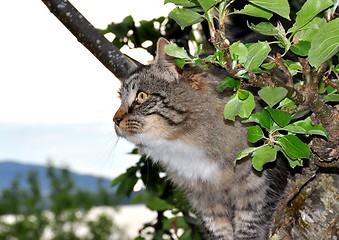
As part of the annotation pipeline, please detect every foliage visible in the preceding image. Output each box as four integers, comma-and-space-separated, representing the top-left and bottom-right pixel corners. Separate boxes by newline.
112, 154, 203, 239
0, 163, 126, 240
163, 0, 337, 170
103, 0, 338, 238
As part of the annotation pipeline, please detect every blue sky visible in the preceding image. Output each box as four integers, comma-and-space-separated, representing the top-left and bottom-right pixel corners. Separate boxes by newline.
0, 0, 173, 178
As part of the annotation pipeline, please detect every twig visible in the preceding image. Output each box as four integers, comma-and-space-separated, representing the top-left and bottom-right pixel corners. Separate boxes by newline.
275, 53, 293, 87
323, 71, 339, 91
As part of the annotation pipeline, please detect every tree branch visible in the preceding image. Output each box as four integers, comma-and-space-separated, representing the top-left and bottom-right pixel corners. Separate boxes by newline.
41, 0, 137, 81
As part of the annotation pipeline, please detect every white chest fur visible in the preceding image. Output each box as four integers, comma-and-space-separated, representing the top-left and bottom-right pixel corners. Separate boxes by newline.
129, 133, 222, 182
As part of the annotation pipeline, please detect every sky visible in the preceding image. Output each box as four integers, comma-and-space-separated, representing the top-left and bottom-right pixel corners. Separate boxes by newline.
0, 0, 174, 178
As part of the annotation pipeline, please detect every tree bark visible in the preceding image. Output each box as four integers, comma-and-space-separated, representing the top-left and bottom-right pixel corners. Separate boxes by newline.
41, 0, 136, 81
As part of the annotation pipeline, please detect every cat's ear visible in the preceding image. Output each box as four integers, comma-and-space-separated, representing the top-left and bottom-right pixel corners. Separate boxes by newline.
124, 54, 144, 69
155, 38, 181, 82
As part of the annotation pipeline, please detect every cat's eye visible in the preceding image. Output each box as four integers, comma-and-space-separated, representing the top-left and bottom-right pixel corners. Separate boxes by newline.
136, 91, 148, 104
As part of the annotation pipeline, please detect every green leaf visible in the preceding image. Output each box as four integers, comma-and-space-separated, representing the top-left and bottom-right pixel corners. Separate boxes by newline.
285, 155, 304, 168
247, 125, 264, 143
244, 41, 271, 70
169, 8, 204, 29
205, 50, 225, 65
248, 0, 290, 20
111, 173, 127, 187
283, 117, 328, 137
261, 61, 276, 70
165, 43, 190, 59
278, 135, 310, 160
278, 98, 297, 110
174, 58, 186, 68
252, 145, 279, 171
282, 125, 307, 134
132, 190, 174, 211
284, 60, 302, 76
237, 89, 250, 100
266, 108, 291, 127
248, 22, 278, 36
146, 198, 174, 211
235, 147, 259, 160
242, 109, 273, 129
218, 76, 240, 92
229, 42, 248, 64
224, 91, 255, 120
197, 0, 215, 12
309, 18, 339, 69
288, 0, 333, 33
233, 3, 273, 20
239, 91, 256, 119
258, 86, 288, 107
224, 94, 240, 121
290, 41, 311, 56
248, 22, 291, 53
291, 109, 311, 120
324, 93, 339, 103
294, 17, 327, 42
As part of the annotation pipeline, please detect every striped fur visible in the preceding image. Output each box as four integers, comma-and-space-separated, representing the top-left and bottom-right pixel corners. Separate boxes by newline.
114, 38, 288, 239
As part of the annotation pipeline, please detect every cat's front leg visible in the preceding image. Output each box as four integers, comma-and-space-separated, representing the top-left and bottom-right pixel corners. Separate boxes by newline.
233, 194, 270, 240
195, 199, 235, 240
201, 213, 234, 240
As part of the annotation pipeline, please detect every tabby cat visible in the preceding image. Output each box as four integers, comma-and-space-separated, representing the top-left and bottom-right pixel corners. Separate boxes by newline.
113, 38, 288, 240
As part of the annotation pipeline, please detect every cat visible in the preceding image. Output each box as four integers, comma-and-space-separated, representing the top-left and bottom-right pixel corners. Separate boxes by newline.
113, 38, 288, 240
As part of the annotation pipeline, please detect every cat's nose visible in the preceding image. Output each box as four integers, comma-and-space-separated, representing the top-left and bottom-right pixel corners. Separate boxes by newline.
113, 115, 122, 126
113, 108, 126, 126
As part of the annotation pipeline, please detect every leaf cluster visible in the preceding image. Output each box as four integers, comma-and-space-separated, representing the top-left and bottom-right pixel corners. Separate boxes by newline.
164, 0, 338, 170
112, 153, 203, 239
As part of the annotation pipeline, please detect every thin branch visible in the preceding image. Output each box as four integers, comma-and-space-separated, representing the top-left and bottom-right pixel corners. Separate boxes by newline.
41, 0, 137, 81
299, 58, 333, 127
275, 53, 293, 87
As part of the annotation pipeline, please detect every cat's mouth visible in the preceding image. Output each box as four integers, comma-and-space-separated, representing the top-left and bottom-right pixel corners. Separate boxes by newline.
114, 124, 124, 137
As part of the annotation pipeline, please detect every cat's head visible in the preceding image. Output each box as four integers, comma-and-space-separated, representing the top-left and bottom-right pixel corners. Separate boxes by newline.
113, 38, 220, 146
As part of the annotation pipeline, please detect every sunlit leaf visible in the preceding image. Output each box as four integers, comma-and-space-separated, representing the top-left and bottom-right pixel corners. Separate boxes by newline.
239, 91, 256, 119
242, 109, 273, 129
278, 135, 310, 160
233, 3, 273, 20
218, 77, 240, 92
244, 41, 271, 70
197, 0, 215, 12
248, 22, 278, 36
288, 0, 333, 33
229, 42, 248, 64
235, 147, 259, 161
248, 0, 290, 19
266, 108, 291, 127
224, 91, 255, 120
290, 41, 311, 56
294, 17, 326, 42
324, 93, 339, 103
252, 145, 279, 171
247, 125, 264, 143
165, 43, 190, 59
258, 86, 288, 107
283, 117, 328, 137
309, 18, 339, 69
169, 8, 204, 28
224, 94, 240, 121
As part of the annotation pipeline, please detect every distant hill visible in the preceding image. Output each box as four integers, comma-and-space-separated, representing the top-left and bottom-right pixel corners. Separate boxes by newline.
0, 160, 113, 195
